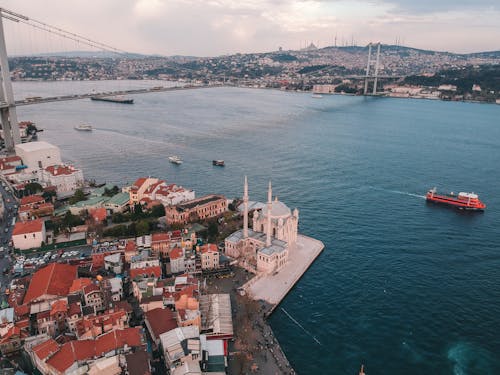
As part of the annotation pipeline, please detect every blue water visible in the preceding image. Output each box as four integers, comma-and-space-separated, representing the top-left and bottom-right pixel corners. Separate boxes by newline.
14, 82, 500, 375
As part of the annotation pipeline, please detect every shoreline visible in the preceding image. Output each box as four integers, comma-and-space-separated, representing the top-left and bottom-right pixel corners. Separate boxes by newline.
209, 234, 324, 374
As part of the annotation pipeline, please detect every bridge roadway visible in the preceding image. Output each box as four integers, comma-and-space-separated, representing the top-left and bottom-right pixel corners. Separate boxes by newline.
0, 75, 403, 109
0, 83, 223, 109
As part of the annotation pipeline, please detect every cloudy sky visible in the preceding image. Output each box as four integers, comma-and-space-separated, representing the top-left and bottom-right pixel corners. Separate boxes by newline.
2, 0, 500, 56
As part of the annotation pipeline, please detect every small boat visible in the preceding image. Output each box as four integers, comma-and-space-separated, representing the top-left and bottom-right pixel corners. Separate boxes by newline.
74, 124, 93, 131
91, 96, 134, 104
212, 160, 225, 167
311, 93, 323, 99
426, 187, 486, 211
169, 155, 183, 165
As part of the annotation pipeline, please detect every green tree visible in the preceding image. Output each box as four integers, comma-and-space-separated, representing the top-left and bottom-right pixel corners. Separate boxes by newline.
69, 189, 86, 205
61, 212, 84, 229
42, 189, 57, 201
103, 185, 120, 197
207, 220, 219, 242
151, 204, 165, 218
136, 220, 150, 236
24, 182, 43, 195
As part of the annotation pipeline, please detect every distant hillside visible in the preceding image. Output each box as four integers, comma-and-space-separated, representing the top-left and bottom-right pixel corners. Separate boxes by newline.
404, 65, 500, 101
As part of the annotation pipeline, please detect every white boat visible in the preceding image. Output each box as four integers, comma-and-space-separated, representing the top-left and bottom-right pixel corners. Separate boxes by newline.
168, 155, 183, 164
311, 94, 323, 99
74, 124, 93, 131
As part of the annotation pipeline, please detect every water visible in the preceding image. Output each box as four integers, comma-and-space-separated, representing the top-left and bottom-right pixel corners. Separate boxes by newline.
14, 82, 500, 375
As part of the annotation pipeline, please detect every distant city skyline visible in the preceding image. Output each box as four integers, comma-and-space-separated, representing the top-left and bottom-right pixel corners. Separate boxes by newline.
2, 0, 500, 57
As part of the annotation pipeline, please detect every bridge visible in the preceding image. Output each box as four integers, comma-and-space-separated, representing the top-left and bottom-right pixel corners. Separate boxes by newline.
0, 84, 222, 109
0, 6, 389, 152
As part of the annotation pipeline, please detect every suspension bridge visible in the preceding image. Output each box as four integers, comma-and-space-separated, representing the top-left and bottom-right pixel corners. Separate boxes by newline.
0, 6, 387, 153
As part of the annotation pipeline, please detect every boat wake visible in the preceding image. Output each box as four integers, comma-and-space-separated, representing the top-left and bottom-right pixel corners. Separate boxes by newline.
280, 308, 322, 345
368, 186, 426, 199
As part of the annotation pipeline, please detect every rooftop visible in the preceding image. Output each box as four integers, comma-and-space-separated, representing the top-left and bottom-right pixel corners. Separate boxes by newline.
45, 164, 80, 176
12, 219, 44, 236
125, 350, 151, 375
15, 141, 59, 152
20, 194, 45, 206
106, 192, 130, 206
144, 307, 177, 339
199, 294, 233, 337
32, 338, 60, 361
175, 194, 225, 211
24, 263, 77, 304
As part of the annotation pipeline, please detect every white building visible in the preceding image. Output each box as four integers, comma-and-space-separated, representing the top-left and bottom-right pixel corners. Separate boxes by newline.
40, 165, 83, 198
104, 253, 123, 274
15, 141, 62, 174
40, 164, 84, 198
12, 219, 46, 250
147, 182, 195, 206
170, 247, 185, 274
159, 326, 200, 370
225, 178, 297, 274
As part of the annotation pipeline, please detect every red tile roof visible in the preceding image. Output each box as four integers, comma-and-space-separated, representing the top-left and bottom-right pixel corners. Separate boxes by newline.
170, 247, 183, 260
125, 240, 137, 252
144, 308, 177, 339
133, 178, 147, 189
200, 243, 218, 254
23, 263, 78, 304
174, 285, 198, 302
50, 299, 68, 316
143, 180, 165, 195
12, 218, 44, 236
20, 195, 45, 206
32, 338, 60, 361
68, 302, 82, 317
152, 232, 170, 242
83, 283, 100, 295
14, 304, 30, 318
69, 278, 93, 294
45, 165, 79, 176
113, 300, 133, 313
46, 328, 142, 373
130, 266, 162, 280
89, 207, 107, 222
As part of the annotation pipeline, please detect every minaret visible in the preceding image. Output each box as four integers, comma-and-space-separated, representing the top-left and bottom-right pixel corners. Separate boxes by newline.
243, 176, 249, 238
266, 181, 272, 247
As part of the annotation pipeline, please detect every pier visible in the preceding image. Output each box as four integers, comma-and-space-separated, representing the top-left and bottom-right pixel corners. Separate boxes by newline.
244, 234, 324, 308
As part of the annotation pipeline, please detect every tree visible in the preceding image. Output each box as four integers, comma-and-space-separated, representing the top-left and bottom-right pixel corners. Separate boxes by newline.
61, 212, 84, 229
69, 189, 86, 205
103, 185, 120, 197
24, 182, 43, 195
207, 220, 219, 242
111, 212, 128, 223
136, 220, 150, 236
151, 204, 165, 218
42, 189, 57, 201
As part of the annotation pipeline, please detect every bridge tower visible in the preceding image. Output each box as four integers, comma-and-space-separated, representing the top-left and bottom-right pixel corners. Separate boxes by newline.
363, 42, 381, 96
0, 10, 21, 153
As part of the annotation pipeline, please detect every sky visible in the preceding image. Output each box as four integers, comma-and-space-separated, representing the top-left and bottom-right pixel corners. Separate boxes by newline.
2, 0, 500, 56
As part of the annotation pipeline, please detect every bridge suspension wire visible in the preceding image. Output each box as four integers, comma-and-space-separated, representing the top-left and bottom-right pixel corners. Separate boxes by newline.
0, 7, 126, 55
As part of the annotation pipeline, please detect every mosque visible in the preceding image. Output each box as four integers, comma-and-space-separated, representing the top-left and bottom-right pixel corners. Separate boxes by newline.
225, 177, 299, 274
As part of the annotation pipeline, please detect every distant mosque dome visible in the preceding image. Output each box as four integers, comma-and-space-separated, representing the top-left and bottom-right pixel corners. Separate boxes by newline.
262, 198, 291, 219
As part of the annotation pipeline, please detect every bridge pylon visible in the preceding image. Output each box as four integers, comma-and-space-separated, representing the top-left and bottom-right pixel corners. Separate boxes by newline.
0, 10, 21, 153
363, 42, 381, 96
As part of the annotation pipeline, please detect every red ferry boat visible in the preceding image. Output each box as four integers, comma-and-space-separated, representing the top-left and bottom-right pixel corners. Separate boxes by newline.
426, 188, 486, 211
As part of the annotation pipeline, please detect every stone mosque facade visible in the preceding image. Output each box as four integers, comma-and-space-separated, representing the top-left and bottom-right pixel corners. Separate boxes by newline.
225, 177, 299, 274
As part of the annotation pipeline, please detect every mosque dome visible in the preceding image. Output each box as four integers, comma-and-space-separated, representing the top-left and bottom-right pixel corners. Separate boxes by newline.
262, 199, 291, 218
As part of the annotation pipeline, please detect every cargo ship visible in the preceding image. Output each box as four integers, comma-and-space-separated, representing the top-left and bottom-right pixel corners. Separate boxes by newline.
426, 188, 486, 211
91, 96, 134, 104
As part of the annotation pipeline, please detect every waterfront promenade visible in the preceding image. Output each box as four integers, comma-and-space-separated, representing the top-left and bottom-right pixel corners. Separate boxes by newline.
244, 234, 324, 307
